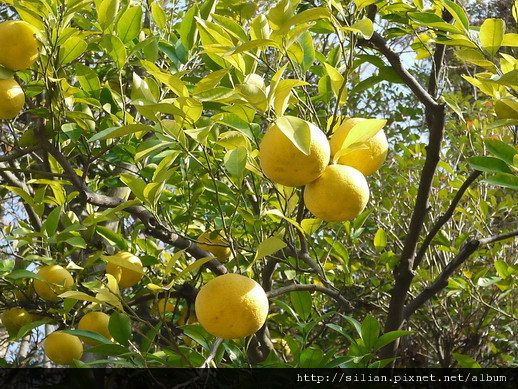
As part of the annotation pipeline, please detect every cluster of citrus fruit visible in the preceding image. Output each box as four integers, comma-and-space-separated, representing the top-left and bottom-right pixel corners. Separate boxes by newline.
0, 20, 39, 120
0, 252, 144, 365
259, 117, 388, 222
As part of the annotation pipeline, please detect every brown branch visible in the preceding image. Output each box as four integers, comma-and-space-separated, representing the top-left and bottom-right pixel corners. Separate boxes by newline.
404, 230, 518, 319
413, 170, 483, 270
267, 283, 353, 310
0, 146, 40, 162
358, 28, 451, 362
358, 32, 439, 111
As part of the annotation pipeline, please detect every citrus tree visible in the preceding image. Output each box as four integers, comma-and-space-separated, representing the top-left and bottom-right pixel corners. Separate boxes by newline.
0, 0, 517, 368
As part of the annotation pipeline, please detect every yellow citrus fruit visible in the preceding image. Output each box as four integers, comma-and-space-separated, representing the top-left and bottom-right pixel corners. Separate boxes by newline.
259, 123, 330, 187
195, 273, 269, 339
304, 164, 370, 222
329, 118, 388, 176
0, 79, 25, 120
1, 308, 33, 336
155, 298, 176, 315
44, 331, 83, 365
105, 252, 143, 288
197, 231, 231, 262
77, 312, 112, 346
15, 282, 36, 302
0, 20, 40, 71
34, 265, 74, 301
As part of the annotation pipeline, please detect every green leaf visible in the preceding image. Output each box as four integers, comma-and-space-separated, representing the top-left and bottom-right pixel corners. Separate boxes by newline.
340, 314, 362, 337
374, 228, 387, 252
117, 6, 143, 43
119, 173, 146, 202
374, 330, 413, 351
63, 329, 113, 345
59, 36, 87, 65
483, 173, 518, 189
84, 343, 132, 356
6, 269, 41, 281
290, 291, 312, 321
235, 83, 267, 112
150, 2, 166, 30
361, 315, 380, 350
299, 346, 324, 368
278, 7, 330, 34
98, 0, 120, 31
443, 0, 470, 31
408, 12, 462, 34
275, 116, 312, 155
484, 138, 518, 165
224, 146, 248, 179
273, 79, 308, 116
109, 312, 132, 346
323, 63, 345, 105
147, 70, 188, 97
494, 260, 510, 279
44, 206, 61, 237
253, 237, 287, 262
350, 18, 374, 39
480, 18, 505, 56
75, 64, 101, 96
301, 218, 322, 235
180, 4, 198, 50
452, 353, 481, 368
95, 226, 127, 250
102, 34, 127, 68
354, 0, 378, 10
502, 33, 518, 47
88, 124, 153, 142
467, 156, 513, 174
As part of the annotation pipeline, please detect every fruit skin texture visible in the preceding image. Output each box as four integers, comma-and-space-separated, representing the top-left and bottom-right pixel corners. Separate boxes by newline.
304, 164, 370, 222
259, 123, 330, 187
0, 79, 25, 120
329, 118, 388, 176
34, 265, 74, 301
1, 308, 33, 336
44, 331, 83, 365
0, 20, 40, 71
106, 252, 143, 288
195, 274, 269, 339
78, 312, 112, 346
197, 231, 231, 262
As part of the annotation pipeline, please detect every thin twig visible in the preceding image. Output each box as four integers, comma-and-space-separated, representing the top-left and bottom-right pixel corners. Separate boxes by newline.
267, 283, 353, 310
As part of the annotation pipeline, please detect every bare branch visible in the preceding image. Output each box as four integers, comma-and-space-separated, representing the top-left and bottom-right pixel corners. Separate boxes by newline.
0, 146, 40, 162
414, 170, 483, 270
405, 230, 518, 319
267, 283, 353, 310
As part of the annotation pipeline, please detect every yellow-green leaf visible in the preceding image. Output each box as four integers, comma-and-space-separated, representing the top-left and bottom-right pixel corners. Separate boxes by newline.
374, 228, 387, 252
275, 116, 312, 155
273, 79, 308, 116
480, 18, 505, 56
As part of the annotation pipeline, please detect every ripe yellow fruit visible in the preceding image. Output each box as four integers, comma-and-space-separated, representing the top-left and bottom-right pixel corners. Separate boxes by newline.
329, 118, 388, 176
155, 298, 176, 315
0, 79, 25, 120
197, 231, 231, 262
105, 252, 143, 288
304, 164, 370, 222
259, 123, 330, 187
195, 273, 269, 339
44, 331, 83, 365
78, 312, 112, 346
1, 308, 33, 336
0, 20, 40, 71
34, 265, 74, 301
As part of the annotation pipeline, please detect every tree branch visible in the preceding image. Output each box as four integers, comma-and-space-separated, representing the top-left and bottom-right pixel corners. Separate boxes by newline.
267, 283, 353, 310
413, 170, 483, 270
404, 230, 518, 319
358, 32, 439, 111
0, 146, 40, 162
